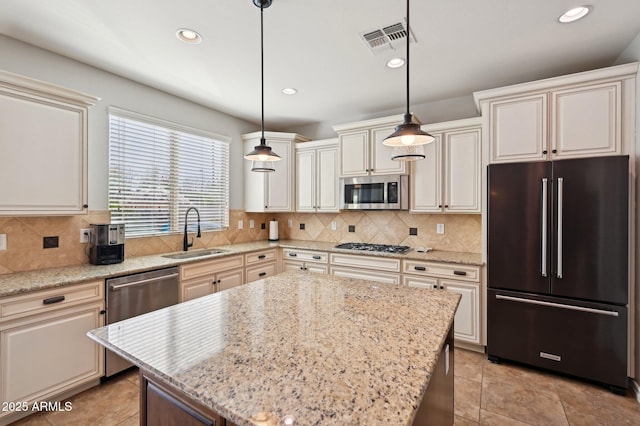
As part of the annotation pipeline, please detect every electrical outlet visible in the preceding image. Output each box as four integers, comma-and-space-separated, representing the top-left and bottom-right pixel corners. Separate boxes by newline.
238, 220, 243, 230
249, 219, 255, 229
331, 221, 337, 231
436, 223, 445, 234
0, 234, 6, 251
80, 228, 91, 243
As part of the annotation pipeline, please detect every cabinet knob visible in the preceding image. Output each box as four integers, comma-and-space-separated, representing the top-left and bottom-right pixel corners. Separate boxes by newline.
217, 279, 221, 283
432, 284, 438, 289
543, 150, 548, 155
438, 205, 442, 208
552, 149, 557, 154
440, 285, 444, 290
83, 204, 89, 208
445, 205, 449, 208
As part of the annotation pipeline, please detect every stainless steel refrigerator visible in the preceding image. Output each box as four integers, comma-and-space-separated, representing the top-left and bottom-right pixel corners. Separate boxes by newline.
487, 155, 628, 393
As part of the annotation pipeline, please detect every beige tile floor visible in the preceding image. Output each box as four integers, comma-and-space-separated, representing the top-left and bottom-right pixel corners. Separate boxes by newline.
11, 349, 640, 425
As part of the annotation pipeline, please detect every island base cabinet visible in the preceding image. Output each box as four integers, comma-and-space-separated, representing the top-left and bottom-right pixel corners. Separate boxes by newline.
413, 325, 454, 425
141, 370, 225, 426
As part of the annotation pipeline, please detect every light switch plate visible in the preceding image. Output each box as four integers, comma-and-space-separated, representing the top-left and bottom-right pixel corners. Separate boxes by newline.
288, 219, 293, 228
0, 234, 6, 251
331, 221, 337, 231
249, 220, 255, 229
238, 220, 243, 230
436, 223, 445, 234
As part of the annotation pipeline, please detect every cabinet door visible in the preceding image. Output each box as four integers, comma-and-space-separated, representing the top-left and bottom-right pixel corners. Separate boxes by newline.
330, 266, 400, 285
216, 269, 244, 292
283, 260, 305, 273
305, 264, 329, 274
403, 274, 439, 289
444, 128, 481, 213
266, 140, 293, 211
551, 82, 621, 159
441, 279, 479, 344
316, 145, 339, 212
182, 276, 214, 302
410, 134, 442, 213
296, 149, 316, 212
371, 126, 407, 175
340, 131, 369, 176
0, 302, 103, 405
489, 94, 548, 163
0, 92, 88, 215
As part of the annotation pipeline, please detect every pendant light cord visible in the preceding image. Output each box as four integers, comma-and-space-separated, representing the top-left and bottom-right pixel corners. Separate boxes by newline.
260, 3, 265, 143
405, 0, 410, 118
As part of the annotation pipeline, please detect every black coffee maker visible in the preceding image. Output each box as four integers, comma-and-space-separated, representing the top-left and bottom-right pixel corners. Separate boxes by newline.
89, 224, 125, 265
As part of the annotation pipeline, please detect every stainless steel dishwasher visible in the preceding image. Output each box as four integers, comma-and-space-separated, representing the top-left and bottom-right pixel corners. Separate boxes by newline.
105, 266, 180, 377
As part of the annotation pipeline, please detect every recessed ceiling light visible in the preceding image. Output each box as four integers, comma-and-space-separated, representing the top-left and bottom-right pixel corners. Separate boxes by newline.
281, 88, 297, 95
558, 5, 592, 23
387, 57, 405, 69
176, 28, 202, 44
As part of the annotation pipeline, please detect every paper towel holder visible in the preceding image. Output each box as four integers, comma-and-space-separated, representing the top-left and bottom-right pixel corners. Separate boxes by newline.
269, 219, 279, 241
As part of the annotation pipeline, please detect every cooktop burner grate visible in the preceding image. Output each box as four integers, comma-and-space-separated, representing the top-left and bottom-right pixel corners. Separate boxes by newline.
335, 243, 411, 254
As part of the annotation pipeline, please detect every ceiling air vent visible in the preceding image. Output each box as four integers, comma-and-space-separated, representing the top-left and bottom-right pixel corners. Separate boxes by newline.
359, 19, 416, 55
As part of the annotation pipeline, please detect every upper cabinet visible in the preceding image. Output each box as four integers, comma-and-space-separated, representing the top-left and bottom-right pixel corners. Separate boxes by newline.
411, 118, 482, 214
333, 115, 408, 176
296, 138, 339, 213
0, 70, 99, 215
474, 63, 638, 163
243, 131, 310, 213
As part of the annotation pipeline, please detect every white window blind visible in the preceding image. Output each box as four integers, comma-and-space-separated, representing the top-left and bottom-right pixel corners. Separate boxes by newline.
108, 108, 230, 237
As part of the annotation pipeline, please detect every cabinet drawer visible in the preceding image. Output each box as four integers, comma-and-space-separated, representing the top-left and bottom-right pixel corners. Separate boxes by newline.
246, 262, 277, 283
330, 266, 400, 285
403, 260, 479, 282
282, 249, 328, 263
245, 249, 277, 265
180, 255, 244, 280
0, 280, 103, 322
330, 253, 401, 272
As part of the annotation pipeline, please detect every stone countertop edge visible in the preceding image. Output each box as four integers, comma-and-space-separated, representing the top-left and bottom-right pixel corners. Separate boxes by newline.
87, 271, 461, 426
0, 239, 482, 298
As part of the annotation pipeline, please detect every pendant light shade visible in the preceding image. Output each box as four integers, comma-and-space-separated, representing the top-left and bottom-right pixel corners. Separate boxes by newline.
244, 0, 280, 170
383, 0, 434, 148
391, 144, 426, 161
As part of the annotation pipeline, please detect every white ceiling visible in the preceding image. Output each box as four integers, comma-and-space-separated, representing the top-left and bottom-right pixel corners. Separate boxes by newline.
1, 0, 639, 129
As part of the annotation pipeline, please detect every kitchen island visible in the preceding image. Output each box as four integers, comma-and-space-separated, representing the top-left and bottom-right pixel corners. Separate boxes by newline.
88, 271, 460, 425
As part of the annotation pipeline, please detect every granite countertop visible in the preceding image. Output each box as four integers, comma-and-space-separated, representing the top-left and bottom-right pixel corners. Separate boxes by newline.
88, 271, 460, 426
0, 239, 482, 298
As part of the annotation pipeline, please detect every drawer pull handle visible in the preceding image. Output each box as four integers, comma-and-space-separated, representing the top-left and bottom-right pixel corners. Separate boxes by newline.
414, 266, 426, 271
258, 254, 266, 259
312, 255, 321, 260
288, 253, 297, 257
258, 272, 267, 277
43, 295, 65, 305
453, 270, 467, 276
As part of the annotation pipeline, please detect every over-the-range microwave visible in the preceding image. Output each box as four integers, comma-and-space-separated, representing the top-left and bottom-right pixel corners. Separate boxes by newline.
340, 174, 408, 210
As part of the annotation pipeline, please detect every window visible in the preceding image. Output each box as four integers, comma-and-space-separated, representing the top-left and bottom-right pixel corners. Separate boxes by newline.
108, 108, 230, 237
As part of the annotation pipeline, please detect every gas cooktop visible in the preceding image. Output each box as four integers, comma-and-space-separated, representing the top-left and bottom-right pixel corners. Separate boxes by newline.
335, 243, 412, 254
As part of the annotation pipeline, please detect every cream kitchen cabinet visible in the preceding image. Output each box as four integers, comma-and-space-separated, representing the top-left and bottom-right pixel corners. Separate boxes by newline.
330, 252, 401, 284
296, 139, 339, 213
474, 63, 638, 163
243, 131, 310, 212
0, 280, 104, 424
245, 249, 278, 283
403, 260, 481, 346
180, 254, 244, 301
411, 118, 481, 213
0, 70, 99, 215
282, 248, 329, 274
333, 115, 408, 177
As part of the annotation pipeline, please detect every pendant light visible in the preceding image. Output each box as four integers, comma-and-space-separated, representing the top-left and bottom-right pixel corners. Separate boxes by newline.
244, 0, 280, 172
383, 0, 435, 148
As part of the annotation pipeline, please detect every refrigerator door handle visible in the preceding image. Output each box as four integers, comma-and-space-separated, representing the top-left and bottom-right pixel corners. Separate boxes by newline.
495, 294, 619, 317
557, 177, 563, 279
541, 178, 548, 277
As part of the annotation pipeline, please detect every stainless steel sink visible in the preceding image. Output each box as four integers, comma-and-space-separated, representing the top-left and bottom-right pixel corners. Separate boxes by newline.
162, 249, 227, 260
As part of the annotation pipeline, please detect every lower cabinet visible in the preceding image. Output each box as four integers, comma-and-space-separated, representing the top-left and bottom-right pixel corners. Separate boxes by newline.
329, 253, 401, 284
0, 281, 104, 424
281, 248, 328, 274
180, 255, 244, 302
403, 260, 482, 346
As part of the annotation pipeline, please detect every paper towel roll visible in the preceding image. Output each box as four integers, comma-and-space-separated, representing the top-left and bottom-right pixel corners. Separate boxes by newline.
269, 220, 279, 241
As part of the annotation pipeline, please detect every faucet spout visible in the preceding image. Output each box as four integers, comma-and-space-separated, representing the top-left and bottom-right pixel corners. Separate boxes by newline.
183, 207, 201, 251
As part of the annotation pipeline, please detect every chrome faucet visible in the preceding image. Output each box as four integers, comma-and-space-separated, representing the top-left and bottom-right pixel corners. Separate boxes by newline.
183, 207, 201, 251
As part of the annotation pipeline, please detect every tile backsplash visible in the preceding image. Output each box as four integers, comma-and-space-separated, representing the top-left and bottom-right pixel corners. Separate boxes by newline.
0, 210, 480, 274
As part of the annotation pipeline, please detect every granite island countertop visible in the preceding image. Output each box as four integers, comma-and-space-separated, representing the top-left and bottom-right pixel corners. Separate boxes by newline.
0, 239, 482, 298
88, 271, 461, 426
